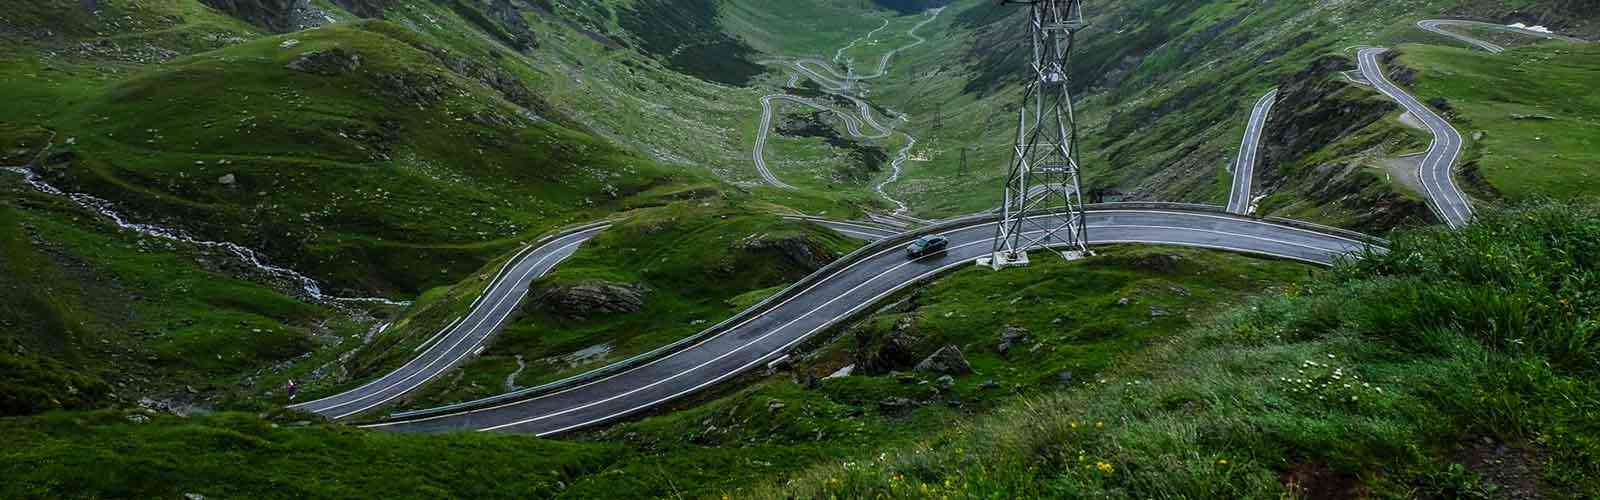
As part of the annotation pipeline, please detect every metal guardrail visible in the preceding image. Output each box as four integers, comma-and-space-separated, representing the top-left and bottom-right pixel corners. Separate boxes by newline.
384, 212, 998, 421
382, 206, 1386, 421
1087, 201, 1390, 247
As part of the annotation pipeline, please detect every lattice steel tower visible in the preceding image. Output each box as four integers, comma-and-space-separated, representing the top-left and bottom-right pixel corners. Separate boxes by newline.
981, 0, 1091, 270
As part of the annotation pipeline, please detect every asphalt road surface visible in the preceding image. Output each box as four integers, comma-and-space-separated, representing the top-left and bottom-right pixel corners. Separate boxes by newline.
785, 216, 900, 240
1416, 19, 1586, 53
1227, 89, 1278, 215
752, 8, 942, 214
1357, 47, 1473, 228
365, 209, 1372, 435
289, 225, 607, 419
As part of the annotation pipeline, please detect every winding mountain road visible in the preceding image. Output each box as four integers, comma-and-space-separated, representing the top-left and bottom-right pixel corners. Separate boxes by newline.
1357, 47, 1473, 229
1227, 89, 1278, 215
365, 208, 1373, 434
752, 8, 942, 215
289, 225, 607, 419
295, 13, 1584, 432
1417, 19, 1585, 53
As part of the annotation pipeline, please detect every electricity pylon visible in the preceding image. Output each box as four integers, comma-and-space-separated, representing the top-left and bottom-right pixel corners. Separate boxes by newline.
980, 0, 1092, 270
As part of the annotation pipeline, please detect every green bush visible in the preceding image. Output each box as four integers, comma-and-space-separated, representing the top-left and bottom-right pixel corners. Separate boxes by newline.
761, 201, 1600, 498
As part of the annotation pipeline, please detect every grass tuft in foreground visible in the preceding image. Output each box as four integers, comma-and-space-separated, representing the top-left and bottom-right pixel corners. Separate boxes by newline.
762, 200, 1600, 498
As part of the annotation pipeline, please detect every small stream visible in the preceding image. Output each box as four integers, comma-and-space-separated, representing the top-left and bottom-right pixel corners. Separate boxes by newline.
3, 165, 408, 307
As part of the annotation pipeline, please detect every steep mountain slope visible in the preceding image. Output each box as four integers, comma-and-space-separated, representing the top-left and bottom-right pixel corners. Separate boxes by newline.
860, 0, 1593, 232
3, 0, 1599, 498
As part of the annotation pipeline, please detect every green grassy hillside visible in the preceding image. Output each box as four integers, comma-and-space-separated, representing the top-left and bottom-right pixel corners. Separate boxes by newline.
1, 244, 1309, 499
399, 195, 866, 408
765, 200, 1600, 499
860, 0, 1594, 231
1397, 41, 1600, 204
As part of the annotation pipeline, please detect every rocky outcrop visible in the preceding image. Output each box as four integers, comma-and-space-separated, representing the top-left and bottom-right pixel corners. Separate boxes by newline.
854, 313, 924, 374
997, 326, 1029, 357
1256, 54, 1434, 232
915, 345, 972, 375
333, 0, 394, 18
530, 281, 648, 321
198, 0, 333, 32
441, 0, 537, 53
286, 49, 363, 76
374, 73, 449, 107
1129, 253, 1183, 274
733, 234, 837, 274
200, 0, 305, 32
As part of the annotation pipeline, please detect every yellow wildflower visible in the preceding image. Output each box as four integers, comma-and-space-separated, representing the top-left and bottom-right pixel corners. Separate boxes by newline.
1095, 461, 1114, 474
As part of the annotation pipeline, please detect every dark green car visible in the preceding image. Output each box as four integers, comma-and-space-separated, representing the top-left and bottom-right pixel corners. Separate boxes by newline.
905, 235, 950, 258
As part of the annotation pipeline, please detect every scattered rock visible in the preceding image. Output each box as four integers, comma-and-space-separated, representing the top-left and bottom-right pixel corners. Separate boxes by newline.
184, 493, 206, 500
997, 326, 1030, 356
1116, 297, 1131, 306
877, 397, 916, 412
732, 234, 838, 274
891, 371, 918, 384
934, 375, 955, 390
531, 281, 648, 321
126, 413, 149, 424
1130, 253, 1183, 273
824, 364, 855, 380
855, 314, 924, 373
286, 48, 363, 76
978, 380, 1000, 390
1511, 114, 1556, 121
767, 400, 786, 412
375, 72, 449, 107
915, 345, 973, 375
1456, 435, 1545, 499
1057, 371, 1074, 385
1149, 306, 1175, 318
217, 173, 236, 186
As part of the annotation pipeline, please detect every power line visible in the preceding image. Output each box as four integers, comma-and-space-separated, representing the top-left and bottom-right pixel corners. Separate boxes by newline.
981, 0, 1093, 270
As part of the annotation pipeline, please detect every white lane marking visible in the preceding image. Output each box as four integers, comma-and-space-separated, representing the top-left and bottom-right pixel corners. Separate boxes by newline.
331, 238, 591, 419
369, 213, 1365, 429
1230, 89, 1278, 215
828, 227, 892, 240
319, 234, 594, 417
1358, 48, 1472, 228
480, 230, 1013, 431
361, 222, 1003, 428
523, 224, 1342, 435
784, 217, 897, 235
1094, 209, 1371, 246
372, 217, 1357, 431
1416, 20, 1504, 53
291, 230, 597, 411
413, 316, 466, 353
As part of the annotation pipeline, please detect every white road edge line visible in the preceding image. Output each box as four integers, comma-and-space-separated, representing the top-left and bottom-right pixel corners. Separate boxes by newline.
365, 215, 1356, 430
319, 233, 597, 418
514, 224, 1339, 435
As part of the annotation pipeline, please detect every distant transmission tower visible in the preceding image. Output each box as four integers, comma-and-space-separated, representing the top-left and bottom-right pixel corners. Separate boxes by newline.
980, 0, 1092, 270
